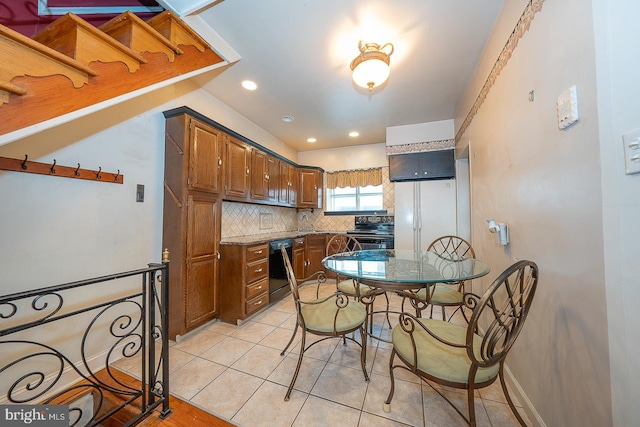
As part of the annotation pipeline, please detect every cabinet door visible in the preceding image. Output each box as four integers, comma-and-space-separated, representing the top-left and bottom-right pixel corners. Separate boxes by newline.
266, 155, 279, 203
292, 238, 306, 278
250, 148, 268, 200
225, 136, 250, 199
188, 119, 223, 193
279, 162, 290, 205
388, 153, 421, 181
299, 168, 318, 208
185, 194, 220, 330
305, 234, 326, 276
288, 165, 298, 206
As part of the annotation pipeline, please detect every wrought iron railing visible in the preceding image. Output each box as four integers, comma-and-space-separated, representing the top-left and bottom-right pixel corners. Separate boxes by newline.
0, 251, 171, 426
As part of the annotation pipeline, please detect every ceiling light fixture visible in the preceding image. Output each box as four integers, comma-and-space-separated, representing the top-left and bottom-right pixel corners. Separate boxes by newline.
307, 138, 317, 143
350, 40, 394, 91
349, 131, 359, 137
241, 80, 257, 90
282, 116, 294, 122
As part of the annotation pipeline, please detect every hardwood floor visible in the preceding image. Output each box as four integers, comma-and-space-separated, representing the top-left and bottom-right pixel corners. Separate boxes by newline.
50, 367, 234, 427
136, 394, 234, 427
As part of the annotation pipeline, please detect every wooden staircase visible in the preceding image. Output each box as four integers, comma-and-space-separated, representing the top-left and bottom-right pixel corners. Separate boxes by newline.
0, 10, 223, 137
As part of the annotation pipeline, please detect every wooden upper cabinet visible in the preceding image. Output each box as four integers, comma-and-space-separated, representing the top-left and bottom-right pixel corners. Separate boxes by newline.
188, 119, 223, 193
279, 163, 298, 207
250, 148, 268, 201
225, 135, 251, 200
299, 168, 322, 209
266, 155, 279, 203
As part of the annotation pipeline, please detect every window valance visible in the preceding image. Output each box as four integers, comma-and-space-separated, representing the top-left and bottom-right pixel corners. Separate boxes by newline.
326, 167, 382, 189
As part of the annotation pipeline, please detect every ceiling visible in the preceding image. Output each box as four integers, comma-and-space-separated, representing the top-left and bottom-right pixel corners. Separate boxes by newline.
162, 0, 504, 152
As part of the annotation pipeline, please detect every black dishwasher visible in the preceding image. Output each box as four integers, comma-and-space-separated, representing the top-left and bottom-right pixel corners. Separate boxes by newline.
268, 238, 293, 303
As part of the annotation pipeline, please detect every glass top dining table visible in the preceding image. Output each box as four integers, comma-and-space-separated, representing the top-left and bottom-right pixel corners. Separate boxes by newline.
322, 249, 491, 291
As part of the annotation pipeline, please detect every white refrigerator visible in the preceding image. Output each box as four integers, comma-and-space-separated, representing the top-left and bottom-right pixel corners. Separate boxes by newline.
394, 179, 457, 251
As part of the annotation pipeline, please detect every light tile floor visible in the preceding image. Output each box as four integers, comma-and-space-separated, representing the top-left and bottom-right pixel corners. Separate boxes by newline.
115, 282, 530, 427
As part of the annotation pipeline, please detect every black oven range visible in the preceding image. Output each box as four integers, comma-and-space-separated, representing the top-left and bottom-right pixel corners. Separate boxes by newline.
346, 215, 394, 249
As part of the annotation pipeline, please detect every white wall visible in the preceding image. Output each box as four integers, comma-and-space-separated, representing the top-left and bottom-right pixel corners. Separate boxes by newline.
298, 142, 387, 171
456, 1, 612, 425
592, 0, 640, 425
386, 119, 454, 145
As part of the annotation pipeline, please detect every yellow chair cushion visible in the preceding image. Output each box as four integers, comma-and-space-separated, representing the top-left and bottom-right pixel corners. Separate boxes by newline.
337, 279, 373, 297
392, 318, 499, 385
301, 297, 367, 334
416, 284, 463, 305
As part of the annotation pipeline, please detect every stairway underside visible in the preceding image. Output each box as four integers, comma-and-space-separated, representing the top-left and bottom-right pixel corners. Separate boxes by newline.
0, 10, 224, 139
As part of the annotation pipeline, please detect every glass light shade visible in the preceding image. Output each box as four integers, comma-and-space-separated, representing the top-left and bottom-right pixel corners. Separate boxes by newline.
351, 58, 390, 90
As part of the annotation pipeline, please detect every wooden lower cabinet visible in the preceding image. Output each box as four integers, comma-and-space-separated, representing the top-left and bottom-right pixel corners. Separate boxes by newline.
292, 237, 306, 279
163, 192, 221, 340
219, 242, 269, 324
305, 234, 327, 276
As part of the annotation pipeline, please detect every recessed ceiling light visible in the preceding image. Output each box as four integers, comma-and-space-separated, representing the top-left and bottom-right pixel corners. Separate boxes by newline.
282, 116, 294, 123
349, 131, 360, 137
241, 80, 257, 90
307, 138, 317, 143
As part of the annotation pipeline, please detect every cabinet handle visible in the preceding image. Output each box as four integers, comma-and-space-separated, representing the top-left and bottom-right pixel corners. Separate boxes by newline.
255, 267, 263, 273
265, 174, 269, 180
257, 285, 263, 290
217, 251, 220, 260
254, 300, 263, 306
218, 158, 222, 166
255, 249, 263, 254
246, 168, 250, 174
414, 172, 418, 176
424, 171, 428, 175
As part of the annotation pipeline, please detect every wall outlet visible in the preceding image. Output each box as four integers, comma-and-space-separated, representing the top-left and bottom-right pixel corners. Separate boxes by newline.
136, 184, 144, 202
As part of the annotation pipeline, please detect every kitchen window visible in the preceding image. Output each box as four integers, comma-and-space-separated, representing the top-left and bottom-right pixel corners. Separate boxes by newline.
326, 185, 384, 212
324, 167, 385, 215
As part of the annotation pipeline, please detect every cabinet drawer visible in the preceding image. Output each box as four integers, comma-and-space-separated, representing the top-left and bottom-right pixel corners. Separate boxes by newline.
246, 277, 268, 300
293, 237, 305, 249
247, 258, 268, 283
247, 243, 268, 262
246, 292, 268, 316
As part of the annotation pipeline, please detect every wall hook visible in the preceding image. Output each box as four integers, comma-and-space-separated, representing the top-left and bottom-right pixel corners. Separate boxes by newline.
74, 163, 81, 176
114, 170, 120, 182
21, 155, 28, 170
95, 167, 102, 180
50, 159, 56, 174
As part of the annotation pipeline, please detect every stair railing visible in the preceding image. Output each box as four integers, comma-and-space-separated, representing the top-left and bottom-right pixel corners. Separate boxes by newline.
0, 251, 171, 426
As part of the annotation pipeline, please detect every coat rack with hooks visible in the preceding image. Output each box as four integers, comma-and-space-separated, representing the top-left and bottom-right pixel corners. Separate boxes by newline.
0, 155, 124, 184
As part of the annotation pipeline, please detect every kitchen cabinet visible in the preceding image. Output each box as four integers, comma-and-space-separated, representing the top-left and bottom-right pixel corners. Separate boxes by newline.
219, 242, 269, 324
250, 148, 268, 201
299, 168, 323, 209
162, 112, 222, 339
279, 162, 298, 207
266, 155, 279, 203
225, 135, 251, 200
389, 149, 455, 181
305, 234, 327, 276
292, 237, 306, 279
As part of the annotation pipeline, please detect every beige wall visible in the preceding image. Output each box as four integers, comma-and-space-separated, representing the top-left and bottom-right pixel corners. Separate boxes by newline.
456, 0, 612, 425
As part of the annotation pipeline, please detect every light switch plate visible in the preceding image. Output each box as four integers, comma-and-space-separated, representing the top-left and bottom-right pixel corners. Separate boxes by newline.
557, 85, 579, 130
622, 128, 640, 175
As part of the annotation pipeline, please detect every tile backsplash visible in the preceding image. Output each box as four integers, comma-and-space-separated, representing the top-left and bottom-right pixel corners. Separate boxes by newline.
221, 167, 395, 239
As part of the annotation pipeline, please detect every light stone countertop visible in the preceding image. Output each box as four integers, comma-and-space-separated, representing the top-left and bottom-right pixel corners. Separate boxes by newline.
219, 230, 335, 245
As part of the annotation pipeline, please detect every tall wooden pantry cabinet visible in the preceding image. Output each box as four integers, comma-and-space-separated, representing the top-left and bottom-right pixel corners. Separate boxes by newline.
162, 111, 223, 340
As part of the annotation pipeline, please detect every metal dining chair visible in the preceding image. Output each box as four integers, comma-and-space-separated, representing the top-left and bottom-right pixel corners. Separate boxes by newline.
385, 260, 538, 426
326, 234, 391, 330
405, 235, 476, 322
278, 244, 369, 401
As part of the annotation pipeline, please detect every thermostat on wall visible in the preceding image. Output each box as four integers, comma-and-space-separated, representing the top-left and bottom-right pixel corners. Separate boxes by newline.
557, 85, 579, 130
